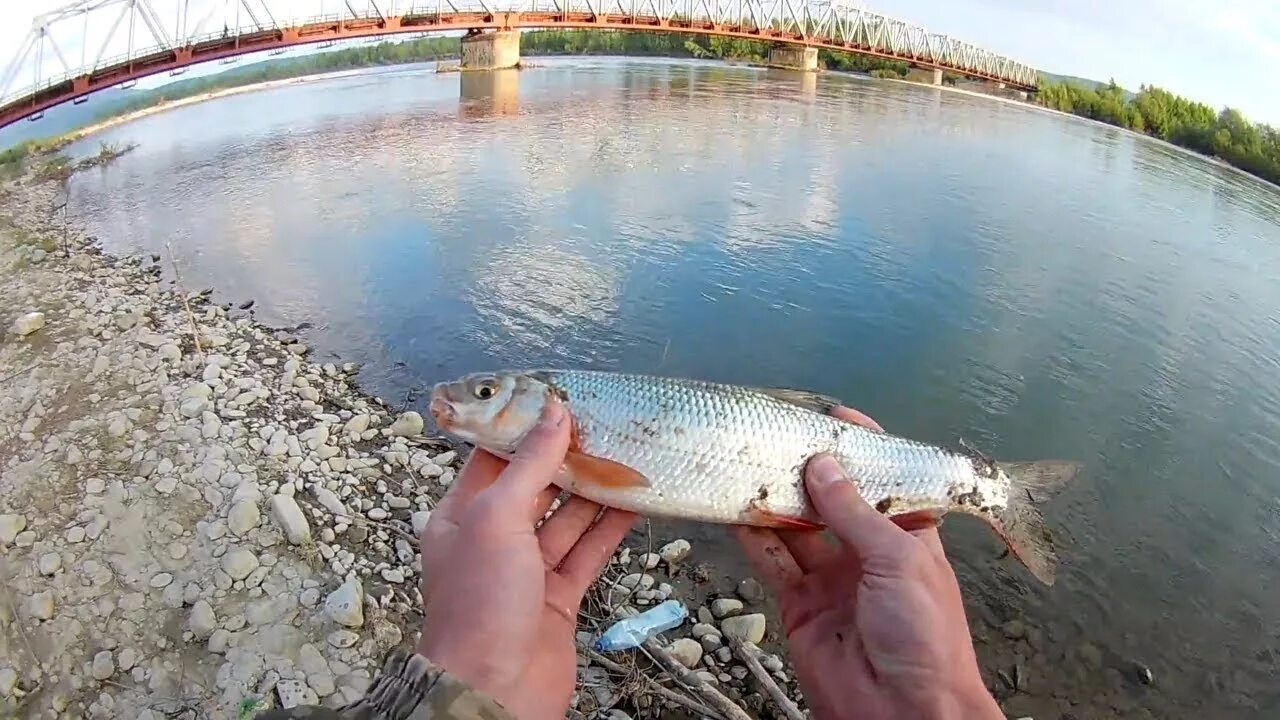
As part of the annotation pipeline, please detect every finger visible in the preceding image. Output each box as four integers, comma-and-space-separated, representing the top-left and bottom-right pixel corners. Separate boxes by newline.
777, 529, 839, 573
486, 401, 571, 509
430, 449, 506, 527
537, 496, 605, 569
804, 454, 910, 569
907, 524, 948, 563
829, 405, 883, 433
731, 525, 804, 595
555, 509, 638, 599
531, 486, 560, 525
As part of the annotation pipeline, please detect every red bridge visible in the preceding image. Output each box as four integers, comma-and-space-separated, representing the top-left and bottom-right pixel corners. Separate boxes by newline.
1, 0, 1039, 131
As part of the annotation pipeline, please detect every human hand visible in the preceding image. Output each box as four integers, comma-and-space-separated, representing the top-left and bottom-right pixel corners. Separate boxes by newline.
416, 401, 637, 720
733, 407, 1002, 720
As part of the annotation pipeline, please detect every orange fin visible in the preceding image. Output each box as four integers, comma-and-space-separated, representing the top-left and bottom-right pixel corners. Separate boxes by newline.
742, 504, 824, 531
564, 451, 650, 489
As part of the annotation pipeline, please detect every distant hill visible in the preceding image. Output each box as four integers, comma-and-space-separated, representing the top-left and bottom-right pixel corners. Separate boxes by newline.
1039, 71, 1107, 90
0, 87, 141, 147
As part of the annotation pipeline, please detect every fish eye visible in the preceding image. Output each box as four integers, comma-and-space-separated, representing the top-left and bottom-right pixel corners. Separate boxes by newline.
473, 380, 498, 400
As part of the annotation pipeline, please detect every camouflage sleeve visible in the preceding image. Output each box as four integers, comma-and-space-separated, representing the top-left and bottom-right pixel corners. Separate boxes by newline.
257, 649, 514, 720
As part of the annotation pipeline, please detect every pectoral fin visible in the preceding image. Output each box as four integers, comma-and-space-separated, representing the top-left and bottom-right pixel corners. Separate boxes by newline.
563, 452, 651, 489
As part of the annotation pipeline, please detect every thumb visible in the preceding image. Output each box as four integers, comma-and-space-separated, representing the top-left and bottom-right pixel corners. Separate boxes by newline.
804, 455, 909, 566
492, 400, 571, 504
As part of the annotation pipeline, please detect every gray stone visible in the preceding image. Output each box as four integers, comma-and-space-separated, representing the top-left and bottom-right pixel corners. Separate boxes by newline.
179, 397, 209, 418
269, 494, 311, 544
380, 568, 405, 584
0, 667, 16, 696
29, 591, 55, 620
0, 514, 26, 545
720, 614, 766, 644
11, 312, 45, 336
367, 507, 388, 521
227, 499, 261, 535
207, 629, 231, 654
37, 552, 62, 575
410, 511, 431, 536
276, 678, 319, 709
667, 638, 703, 669
313, 486, 348, 518
327, 630, 359, 648
325, 576, 364, 628
117, 648, 138, 672
91, 650, 115, 680
659, 539, 691, 564
737, 578, 764, 603
761, 655, 784, 673
343, 414, 371, 435
298, 644, 330, 678
711, 598, 744, 618
221, 549, 259, 580
638, 553, 660, 570
189, 600, 218, 638
389, 411, 424, 437
85, 478, 105, 494
691, 623, 719, 640
150, 572, 174, 588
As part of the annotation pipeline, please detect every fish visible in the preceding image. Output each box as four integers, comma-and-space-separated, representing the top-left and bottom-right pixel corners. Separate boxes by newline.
429, 369, 1077, 585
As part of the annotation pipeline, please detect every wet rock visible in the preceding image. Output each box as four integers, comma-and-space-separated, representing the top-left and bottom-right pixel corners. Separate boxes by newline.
737, 578, 764, 602
721, 614, 766, 644
189, 600, 218, 638
1001, 619, 1027, 640
711, 598, 744, 618
29, 591, 55, 620
269, 494, 311, 544
92, 650, 116, 680
659, 539, 691, 564
390, 411, 424, 437
221, 549, 259, 580
668, 638, 703, 668
325, 576, 364, 628
11, 312, 46, 336
1132, 661, 1155, 685
0, 514, 26, 545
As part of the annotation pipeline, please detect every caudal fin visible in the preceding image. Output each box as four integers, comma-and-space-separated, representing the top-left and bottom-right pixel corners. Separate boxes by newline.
989, 461, 1078, 586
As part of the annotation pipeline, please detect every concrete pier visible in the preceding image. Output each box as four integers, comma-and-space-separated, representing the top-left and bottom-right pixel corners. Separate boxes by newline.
460, 30, 520, 71
931, 68, 943, 85
766, 45, 818, 72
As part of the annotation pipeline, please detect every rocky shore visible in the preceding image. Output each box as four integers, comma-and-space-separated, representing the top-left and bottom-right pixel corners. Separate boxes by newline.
0, 169, 807, 719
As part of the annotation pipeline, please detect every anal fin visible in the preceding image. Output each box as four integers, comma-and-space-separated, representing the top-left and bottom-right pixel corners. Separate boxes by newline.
741, 504, 824, 531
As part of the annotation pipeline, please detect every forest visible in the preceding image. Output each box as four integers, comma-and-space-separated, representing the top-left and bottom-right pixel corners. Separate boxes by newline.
1037, 80, 1279, 186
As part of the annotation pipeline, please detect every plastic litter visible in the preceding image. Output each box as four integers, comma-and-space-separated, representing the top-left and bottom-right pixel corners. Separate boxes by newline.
594, 600, 687, 652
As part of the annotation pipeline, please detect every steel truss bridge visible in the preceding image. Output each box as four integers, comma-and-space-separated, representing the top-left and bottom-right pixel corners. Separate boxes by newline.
1, 0, 1038, 129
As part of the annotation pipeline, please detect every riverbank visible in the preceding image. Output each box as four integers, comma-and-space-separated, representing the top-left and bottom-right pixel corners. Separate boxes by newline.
0, 165, 807, 718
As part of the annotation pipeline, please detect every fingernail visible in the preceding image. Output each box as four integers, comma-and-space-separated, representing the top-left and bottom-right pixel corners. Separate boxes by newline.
809, 455, 850, 487
538, 401, 565, 428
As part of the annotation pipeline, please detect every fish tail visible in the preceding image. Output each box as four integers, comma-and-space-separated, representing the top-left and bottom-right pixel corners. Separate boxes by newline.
986, 461, 1079, 586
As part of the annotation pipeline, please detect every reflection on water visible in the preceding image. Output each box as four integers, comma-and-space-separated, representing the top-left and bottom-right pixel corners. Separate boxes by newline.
65, 58, 1280, 718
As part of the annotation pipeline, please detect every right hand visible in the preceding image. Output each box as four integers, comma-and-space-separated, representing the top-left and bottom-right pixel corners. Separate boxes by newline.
733, 408, 1002, 720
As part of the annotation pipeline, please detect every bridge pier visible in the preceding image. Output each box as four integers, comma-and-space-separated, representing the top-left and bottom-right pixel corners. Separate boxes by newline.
931, 68, 943, 85
766, 45, 818, 72
460, 30, 520, 71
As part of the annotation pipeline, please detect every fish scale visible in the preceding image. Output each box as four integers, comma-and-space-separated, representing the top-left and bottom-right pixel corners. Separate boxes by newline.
431, 369, 1077, 585
544, 370, 996, 524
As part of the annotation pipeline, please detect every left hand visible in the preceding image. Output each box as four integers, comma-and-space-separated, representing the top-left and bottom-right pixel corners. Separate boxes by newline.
416, 401, 637, 720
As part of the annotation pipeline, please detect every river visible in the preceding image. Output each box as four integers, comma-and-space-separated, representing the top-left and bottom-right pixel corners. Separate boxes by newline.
64, 58, 1280, 718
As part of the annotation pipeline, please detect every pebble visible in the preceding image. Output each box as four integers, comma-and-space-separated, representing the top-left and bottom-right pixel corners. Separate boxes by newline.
118, 648, 138, 672
761, 655, 784, 673
325, 576, 365, 628
659, 539, 691, 564
389, 411, 424, 437
0, 514, 27, 545
1002, 619, 1027, 640
367, 507, 388, 521
189, 600, 218, 638
0, 667, 16, 696
381, 568, 405, 584
29, 591, 55, 620
149, 572, 174, 588
227, 499, 262, 535
411, 510, 431, 535
269, 494, 312, 544
91, 650, 115, 680
638, 553, 660, 570
37, 552, 62, 575
711, 598, 744, 618
667, 638, 703, 669
85, 478, 105, 494
737, 578, 764, 602
11, 311, 46, 336
221, 549, 259, 580
691, 623, 719, 640
207, 629, 231, 654
343, 414, 371, 435
721, 614, 767, 644
327, 630, 359, 648
277, 678, 320, 709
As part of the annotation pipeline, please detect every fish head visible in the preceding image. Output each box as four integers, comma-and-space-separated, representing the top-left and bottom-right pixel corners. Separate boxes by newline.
429, 371, 551, 453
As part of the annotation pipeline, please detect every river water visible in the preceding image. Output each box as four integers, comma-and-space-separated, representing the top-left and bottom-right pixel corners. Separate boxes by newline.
65, 58, 1280, 717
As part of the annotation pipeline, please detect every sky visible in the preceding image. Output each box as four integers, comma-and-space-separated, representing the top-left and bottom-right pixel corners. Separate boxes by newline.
3, 0, 1279, 124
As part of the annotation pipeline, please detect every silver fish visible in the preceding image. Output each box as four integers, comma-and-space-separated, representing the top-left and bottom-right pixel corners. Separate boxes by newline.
429, 369, 1076, 584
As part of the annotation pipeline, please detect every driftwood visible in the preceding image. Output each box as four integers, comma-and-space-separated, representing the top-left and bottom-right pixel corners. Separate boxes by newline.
641, 638, 755, 720
582, 647, 725, 720
730, 638, 806, 720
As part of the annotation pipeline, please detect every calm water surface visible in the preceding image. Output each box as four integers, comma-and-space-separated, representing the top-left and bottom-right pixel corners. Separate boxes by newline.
66, 59, 1280, 717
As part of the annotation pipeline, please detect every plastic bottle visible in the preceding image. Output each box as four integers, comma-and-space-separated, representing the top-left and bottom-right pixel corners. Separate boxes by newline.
593, 600, 688, 652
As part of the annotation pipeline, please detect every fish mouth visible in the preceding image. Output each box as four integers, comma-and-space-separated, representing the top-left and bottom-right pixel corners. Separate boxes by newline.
428, 384, 455, 428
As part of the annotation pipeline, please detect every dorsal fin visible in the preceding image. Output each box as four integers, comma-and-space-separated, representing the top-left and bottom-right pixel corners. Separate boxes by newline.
754, 387, 843, 414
